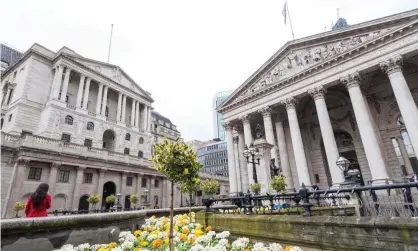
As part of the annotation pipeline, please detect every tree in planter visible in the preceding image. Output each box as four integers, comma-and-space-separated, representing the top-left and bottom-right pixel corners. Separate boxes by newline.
180, 176, 201, 218
150, 137, 202, 251
201, 179, 220, 196
87, 194, 100, 211
249, 183, 261, 194
129, 194, 139, 209
271, 175, 286, 193
13, 202, 25, 218
105, 194, 116, 209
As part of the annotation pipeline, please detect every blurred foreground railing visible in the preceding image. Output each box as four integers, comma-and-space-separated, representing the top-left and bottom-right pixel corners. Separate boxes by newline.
203, 181, 418, 217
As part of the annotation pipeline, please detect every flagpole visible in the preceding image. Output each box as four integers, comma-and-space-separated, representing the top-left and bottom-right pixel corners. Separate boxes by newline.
286, 1, 295, 40
107, 24, 114, 63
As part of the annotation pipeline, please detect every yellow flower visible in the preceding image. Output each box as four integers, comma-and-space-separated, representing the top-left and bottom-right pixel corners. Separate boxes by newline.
179, 233, 187, 241
162, 218, 168, 224
181, 227, 190, 234
194, 229, 204, 237
284, 246, 294, 251
244, 249, 250, 251
98, 248, 108, 251
133, 248, 141, 251
205, 226, 212, 231
152, 239, 163, 248
174, 225, 179, 231
164, 238, 169, 245
187, 236, 195, 245
139, 241, 149, 247
134, 230, 142, 237
108, 242, 117, 248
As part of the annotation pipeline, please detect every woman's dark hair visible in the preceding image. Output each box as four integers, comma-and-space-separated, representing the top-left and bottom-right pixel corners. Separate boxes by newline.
31, 183, 49, 208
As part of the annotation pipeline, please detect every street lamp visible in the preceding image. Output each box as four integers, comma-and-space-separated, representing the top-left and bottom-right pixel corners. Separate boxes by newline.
243, 143, 262, 184
336, 156, 350, 173
116, 192, 122, 212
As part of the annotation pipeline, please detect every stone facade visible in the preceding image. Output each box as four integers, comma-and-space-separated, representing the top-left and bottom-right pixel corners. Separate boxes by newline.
0, 44, 228, 218
218, 9, 418, 194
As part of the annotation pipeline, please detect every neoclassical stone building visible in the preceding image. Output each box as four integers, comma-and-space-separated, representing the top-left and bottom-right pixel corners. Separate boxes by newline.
0, 44, 228, 218
218, 9, 418, 195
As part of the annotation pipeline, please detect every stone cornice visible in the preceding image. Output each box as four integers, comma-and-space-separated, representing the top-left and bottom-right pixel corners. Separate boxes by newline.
219, 18, 418, 113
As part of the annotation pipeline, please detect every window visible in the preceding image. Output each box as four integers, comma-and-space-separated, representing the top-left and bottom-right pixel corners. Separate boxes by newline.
64, 115, 73, 125
58, 170, 70, 183
155, 179, 159, 188
126, 176, 133, 186
103, 142, 106, 148
1, 118, 3, 129
105, 106, 109, 117
83, 173, 93, 183
154, 124, 158, 132
141, 178, 147, 188
61, 133, 71, 142
87, 122, 94, 131
125, 133, 131, 141
124, 148, 130, 155
84, 139, 92, 147
138, 151, 143, 158
315, 174, 320, 184
28, 167, 42, 181
8, 114, 12, 122
139, 137, 144, 144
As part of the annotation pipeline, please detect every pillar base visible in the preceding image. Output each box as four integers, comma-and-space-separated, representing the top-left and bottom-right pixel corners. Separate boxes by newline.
76, 107, 88, 114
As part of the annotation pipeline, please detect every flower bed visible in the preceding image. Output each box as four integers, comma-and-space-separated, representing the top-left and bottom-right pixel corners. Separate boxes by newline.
54, 213, 302, 251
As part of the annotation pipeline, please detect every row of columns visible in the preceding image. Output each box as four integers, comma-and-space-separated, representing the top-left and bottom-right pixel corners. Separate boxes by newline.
1, 83, 15, 106
226, 55, 417, 192
50, 64, 151, 130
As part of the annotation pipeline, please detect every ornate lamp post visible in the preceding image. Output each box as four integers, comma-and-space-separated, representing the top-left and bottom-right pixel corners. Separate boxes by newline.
336, 156, 358, 187
243, 143, 262, 184
116, 192, 122, 212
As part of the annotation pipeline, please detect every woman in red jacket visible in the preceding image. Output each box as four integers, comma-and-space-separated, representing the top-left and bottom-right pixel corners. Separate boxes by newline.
25, 183, 52, 217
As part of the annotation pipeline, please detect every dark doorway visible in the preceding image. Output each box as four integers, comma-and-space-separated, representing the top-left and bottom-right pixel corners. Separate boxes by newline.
124, 195, 131, 209
78, 195, 89, 211
102, 181, 116, 209
102, 130, 116, 151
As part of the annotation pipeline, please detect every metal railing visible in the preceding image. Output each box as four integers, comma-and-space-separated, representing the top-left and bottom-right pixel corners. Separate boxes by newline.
203, 181, 418, 217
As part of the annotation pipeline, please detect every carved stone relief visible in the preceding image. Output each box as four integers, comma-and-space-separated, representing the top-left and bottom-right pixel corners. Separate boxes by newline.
238, 27, 397, 99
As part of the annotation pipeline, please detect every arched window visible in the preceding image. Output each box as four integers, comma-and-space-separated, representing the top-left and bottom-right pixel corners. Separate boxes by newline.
139, 137, 144, 144
64, 115, 73, 125
124, 148, 130, 155
138, 151, 143, 158
86, 122, 94, 131
125, 133, 131, 141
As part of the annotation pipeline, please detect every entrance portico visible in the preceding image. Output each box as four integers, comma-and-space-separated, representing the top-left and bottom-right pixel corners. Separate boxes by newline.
218, 10, 418, 191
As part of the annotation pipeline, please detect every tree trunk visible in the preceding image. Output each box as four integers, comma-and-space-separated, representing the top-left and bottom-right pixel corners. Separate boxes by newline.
169, 182, 174, 251
189, 191, 192, 221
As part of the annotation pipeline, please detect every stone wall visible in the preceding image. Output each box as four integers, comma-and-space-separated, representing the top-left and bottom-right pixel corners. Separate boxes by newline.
1, 207, 232, 251
196, 212, 418, 251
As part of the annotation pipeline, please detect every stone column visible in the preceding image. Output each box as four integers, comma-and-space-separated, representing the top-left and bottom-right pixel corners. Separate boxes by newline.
381, 56, 418, 159
340, 72, 389, 182
147, 107, 152, 131
96, 83, 104, 115
259, 106, 279, 170
100, 86, 108, 116
135, 101, 140, 128
142, 105, 148, 130
236, 126, 249, 192
233, 136, 242, 192
253, 138, 274, 193
121, 95, 127, 123
308, 86, 344, 186
82, 78, 91, 110
60, 67, 71, 102
76, 75, 85, 108
48, 162, 60, 195
241, 115, 254, 186
149, 176, 155, 207
96, 169, 106, 196
52, 65, 64, 100
3, 87, 11, 105
283, 97, 312, 187
2, 158, 30, 218
117, 93, 123, 122
71, 165, 86, 210
396, 137, 414, 175
224, 122, 238, 195
136, 173, 143, 196
130, 99, 136, 126
121, 172, 128, 208
274, 114, 294, 191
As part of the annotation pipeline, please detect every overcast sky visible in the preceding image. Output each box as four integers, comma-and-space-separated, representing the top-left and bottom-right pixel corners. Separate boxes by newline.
2, 0, 417, 141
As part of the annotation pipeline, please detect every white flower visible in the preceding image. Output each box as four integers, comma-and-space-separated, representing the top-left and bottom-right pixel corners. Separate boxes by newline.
75, 243, 90, 250
111, 247, 122, 251
121, 241, 133, 249
90, 244, 106, 251
289, 247, 303, 251
252, 242, 265, 251
146, 233, 158, 241
215, 231, 230, 239
268, 243, 283, 251
190, 244, 205, 251
58, 244, 74, 251
232, 237, 250, 248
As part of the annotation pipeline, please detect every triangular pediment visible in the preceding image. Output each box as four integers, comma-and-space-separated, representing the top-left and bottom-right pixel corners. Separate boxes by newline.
66, 55, 153, 101
220, 9, 418, 110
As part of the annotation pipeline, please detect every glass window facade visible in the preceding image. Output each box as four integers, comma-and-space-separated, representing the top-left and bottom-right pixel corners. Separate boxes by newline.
197, 141, 229, 177
213, 91, 233, 140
